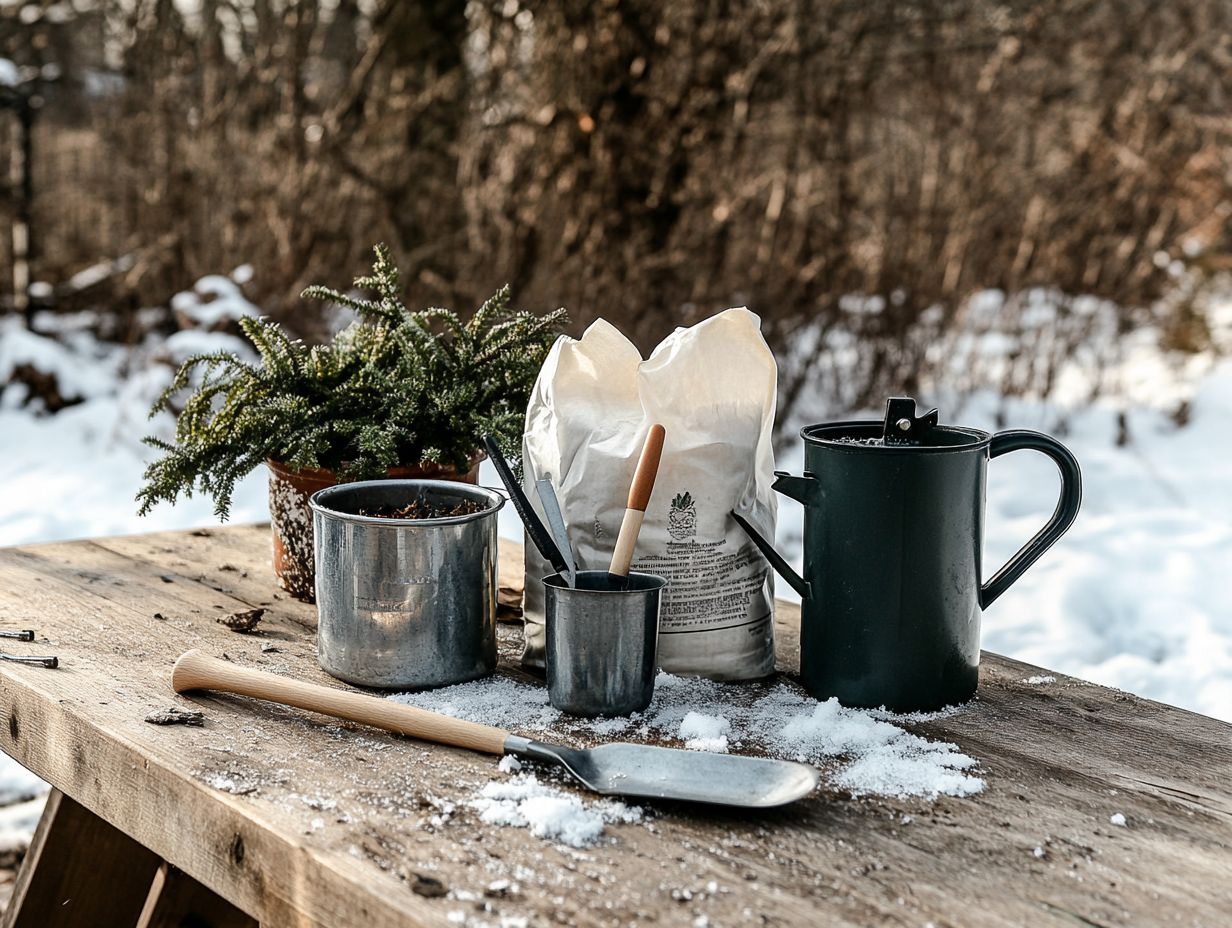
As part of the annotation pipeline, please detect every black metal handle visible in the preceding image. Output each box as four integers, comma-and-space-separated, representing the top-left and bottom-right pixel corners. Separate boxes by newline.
481, 435, 568, 576
980, 430, 1082, 609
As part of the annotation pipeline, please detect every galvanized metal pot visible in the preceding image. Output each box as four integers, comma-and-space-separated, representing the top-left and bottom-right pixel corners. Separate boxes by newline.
543, 570, 666, 717
736, 398, 1082, 712
310, 479, 504, 690
269, 456, 482, 603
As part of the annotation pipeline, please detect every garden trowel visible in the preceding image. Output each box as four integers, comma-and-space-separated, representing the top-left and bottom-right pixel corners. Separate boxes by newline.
172, 650, 818, 808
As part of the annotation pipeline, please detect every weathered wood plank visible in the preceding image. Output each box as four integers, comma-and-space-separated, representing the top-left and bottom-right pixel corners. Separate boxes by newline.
2, 789, 162, 928
0, 524, 1228, 928
136, 862, 257, 928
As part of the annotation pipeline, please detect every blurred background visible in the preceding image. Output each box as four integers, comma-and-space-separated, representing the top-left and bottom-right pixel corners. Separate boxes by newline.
1, 0, 1231, 890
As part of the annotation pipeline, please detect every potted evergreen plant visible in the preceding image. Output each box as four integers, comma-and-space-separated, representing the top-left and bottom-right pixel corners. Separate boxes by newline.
137, 245, 566, 599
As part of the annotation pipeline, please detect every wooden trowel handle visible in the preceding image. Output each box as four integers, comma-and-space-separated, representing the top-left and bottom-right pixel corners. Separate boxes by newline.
627, 424, 666, 511
171, 650, 510, 755
610, 424, 666, 577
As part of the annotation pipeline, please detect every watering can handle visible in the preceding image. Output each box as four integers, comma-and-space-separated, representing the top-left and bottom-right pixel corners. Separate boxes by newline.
981, 430, 1083, 609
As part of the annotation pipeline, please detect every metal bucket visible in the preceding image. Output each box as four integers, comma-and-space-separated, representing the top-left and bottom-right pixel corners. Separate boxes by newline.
544, 570, 666, 717
310, 479, 505, 689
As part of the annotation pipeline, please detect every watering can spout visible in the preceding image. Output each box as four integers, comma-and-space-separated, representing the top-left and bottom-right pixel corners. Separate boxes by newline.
730, 510, 812, 601
772, 471, 820, 505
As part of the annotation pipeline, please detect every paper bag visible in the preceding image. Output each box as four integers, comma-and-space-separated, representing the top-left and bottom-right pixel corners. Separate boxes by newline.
522, 308, 778, 680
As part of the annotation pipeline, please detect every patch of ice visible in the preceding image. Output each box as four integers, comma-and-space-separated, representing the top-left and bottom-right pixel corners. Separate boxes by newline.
1110, 812, 1127, 827
1025, 676, 1056, 685
469, 773, 642, 847
497, 755, 522, 774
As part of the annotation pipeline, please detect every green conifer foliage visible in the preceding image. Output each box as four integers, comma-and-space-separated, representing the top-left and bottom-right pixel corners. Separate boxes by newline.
137, 245, 567, 519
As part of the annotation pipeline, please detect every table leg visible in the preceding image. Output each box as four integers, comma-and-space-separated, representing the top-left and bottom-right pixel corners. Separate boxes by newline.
2, 788, 161, 928
136, 862, 257, 928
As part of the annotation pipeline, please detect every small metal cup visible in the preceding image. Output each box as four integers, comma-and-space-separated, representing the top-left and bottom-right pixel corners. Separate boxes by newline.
544, 570, 667, 717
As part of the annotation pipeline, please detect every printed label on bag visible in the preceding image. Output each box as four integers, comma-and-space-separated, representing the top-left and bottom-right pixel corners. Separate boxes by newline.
635, 538, 768, 633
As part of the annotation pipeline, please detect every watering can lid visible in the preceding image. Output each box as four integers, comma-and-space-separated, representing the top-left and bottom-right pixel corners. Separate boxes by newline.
800, 397, 989, 450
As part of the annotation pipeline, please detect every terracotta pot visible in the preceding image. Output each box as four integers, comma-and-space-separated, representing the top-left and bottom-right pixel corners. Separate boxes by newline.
267, 455, 483, 602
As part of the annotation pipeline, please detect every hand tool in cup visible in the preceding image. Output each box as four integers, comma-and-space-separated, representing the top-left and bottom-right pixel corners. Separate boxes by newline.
535, 474, 576, 588
609, 424, 665, 590
481, 435, 569, 578
172, 649, 818, 808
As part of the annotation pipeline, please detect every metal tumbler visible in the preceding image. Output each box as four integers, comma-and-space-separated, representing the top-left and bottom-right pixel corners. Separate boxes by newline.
310, 479, 504, 689
543, 570, 666, 717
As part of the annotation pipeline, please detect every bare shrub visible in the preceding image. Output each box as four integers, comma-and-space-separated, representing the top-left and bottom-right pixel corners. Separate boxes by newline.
3, 0, 1230, 409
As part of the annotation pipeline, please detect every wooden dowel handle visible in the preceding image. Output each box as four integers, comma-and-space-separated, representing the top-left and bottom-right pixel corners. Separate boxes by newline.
171, 650, 510, 755
627, 424, 665, 511
609, 425, 666, 577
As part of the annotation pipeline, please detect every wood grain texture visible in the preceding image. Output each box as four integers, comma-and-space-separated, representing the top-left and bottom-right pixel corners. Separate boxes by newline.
2, 789, 161, 928
0, 524, 1228, 928
137, 862, 257, 928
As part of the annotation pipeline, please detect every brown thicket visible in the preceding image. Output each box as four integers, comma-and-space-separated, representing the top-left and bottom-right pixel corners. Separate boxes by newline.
2, 0, 1230, 407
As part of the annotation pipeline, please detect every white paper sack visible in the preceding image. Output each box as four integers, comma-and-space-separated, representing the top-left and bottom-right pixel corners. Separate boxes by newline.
521, 309, 778, 680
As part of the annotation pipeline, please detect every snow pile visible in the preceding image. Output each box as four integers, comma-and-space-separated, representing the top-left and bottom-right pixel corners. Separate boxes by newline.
0, 284, 268, 548
678, 712, 730, 753
394, 671, 985, 802
170, 273, 260, 330
470, 772, 642, 847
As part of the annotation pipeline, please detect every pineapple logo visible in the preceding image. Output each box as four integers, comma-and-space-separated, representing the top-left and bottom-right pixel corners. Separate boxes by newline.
668, 491, 697, 541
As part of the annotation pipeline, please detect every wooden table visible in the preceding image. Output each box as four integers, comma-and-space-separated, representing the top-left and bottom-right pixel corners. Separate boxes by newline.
0, 525, 1229, 928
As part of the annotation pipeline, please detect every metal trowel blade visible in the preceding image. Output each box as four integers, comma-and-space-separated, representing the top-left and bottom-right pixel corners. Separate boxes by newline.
508, 736, 819, 808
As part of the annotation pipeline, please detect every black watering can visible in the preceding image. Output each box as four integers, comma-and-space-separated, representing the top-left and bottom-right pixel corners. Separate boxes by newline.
734, 398, 1081, 712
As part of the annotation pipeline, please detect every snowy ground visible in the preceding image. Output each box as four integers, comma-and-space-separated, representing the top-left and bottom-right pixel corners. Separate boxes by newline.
0, 275, 1229, 848
773, 289, 1232, 723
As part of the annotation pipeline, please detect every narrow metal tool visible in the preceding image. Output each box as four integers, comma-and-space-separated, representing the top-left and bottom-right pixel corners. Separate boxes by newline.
173, 650, 819, 808
0, 630, 35, 642
482, 435, 570, 578
535, 475, 576, 588
0, 653, 58, 669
